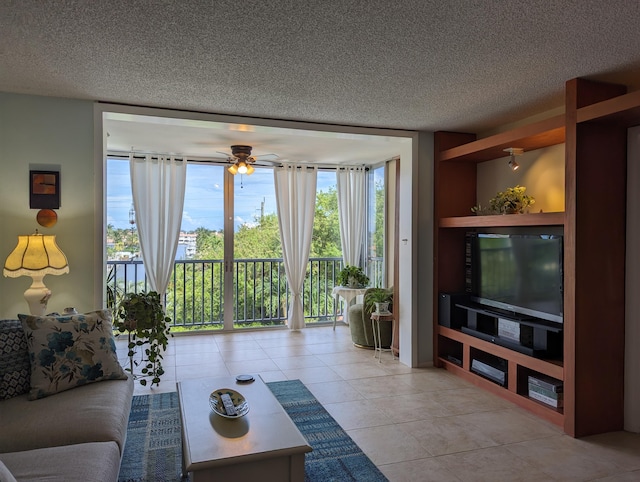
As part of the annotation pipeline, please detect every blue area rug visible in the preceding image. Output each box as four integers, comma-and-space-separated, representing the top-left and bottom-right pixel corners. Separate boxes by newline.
118, 380, 387, 482
268, 379, 387, 482
118, 391, 182, 482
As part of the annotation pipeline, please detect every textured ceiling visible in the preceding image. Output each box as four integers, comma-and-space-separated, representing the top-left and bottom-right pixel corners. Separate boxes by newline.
2, 1, 640, 161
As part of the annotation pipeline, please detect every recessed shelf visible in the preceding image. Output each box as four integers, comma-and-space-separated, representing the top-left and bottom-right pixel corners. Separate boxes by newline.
438, 326, 564, 380
438, 115, 565, 163
439, 212, 564, 228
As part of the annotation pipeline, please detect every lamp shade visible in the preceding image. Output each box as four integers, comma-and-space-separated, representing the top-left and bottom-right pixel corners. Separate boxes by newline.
3, 233, 69, 278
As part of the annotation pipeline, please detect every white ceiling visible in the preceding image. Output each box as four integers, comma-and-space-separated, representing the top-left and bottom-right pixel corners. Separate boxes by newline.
3, 1, 640, 163
104, 112, 410, 166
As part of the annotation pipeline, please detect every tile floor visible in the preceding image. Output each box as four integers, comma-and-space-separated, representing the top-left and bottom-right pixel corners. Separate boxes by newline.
116, 324, 640, 481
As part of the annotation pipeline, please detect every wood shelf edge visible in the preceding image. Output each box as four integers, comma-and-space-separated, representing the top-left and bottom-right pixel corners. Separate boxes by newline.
439, 212, 565, 228
439, 358, 564, 427
577, 89, 640, 126
438, 327, 564, 380
439, 115, 565, 163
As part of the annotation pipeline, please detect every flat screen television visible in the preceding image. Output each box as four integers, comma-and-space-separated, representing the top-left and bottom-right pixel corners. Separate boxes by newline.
469, 233, 563, 324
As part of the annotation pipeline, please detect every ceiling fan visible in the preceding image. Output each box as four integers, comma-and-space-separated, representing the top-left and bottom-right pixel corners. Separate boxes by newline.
217, 145, 280, 176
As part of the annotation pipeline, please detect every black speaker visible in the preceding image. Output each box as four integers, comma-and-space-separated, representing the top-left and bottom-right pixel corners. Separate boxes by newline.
438, 293, 468, 329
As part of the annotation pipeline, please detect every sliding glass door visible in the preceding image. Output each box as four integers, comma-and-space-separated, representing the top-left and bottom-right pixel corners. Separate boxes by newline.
231, 168, 284, 329
367, 163, 387, 287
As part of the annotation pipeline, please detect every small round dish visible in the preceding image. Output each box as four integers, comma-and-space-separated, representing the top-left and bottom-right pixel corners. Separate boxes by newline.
209, 388, 250, 419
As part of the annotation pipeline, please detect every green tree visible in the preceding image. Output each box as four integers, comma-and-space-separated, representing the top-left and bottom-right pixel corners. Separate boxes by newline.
234, 213, 282, 259
311, 187, 341, 258
195, 227, 223, 259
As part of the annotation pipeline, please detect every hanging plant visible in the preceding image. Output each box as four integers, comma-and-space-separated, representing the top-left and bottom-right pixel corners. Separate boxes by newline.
114, 291, 172, 387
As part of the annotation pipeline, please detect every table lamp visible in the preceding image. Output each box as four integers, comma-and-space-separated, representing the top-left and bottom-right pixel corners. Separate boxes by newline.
3, 232, 69, 315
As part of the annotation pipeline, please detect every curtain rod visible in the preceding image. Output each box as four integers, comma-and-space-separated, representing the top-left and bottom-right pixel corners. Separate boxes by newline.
106, 152, 368, 171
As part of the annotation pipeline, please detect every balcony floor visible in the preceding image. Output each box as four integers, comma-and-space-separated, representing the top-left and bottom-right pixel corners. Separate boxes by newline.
116, 325, 640, 481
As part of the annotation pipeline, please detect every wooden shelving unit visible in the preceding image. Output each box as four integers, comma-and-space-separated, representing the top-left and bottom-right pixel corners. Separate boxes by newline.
433, 78, 635, 437
439, 212, 564, 228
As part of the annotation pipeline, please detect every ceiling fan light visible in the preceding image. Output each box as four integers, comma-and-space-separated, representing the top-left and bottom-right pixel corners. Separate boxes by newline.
228, 163, 239, 175
237, 161, 248, 174
245, 164, 255, 175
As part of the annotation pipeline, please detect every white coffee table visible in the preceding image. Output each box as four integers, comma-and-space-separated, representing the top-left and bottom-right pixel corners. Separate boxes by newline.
177, 376, 311, 482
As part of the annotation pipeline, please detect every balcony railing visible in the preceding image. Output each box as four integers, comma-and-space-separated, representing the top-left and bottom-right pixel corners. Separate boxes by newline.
107, 257, 384, 330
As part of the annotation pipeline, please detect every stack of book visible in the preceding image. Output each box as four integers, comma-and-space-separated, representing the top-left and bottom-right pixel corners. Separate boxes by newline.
528, 375, 563, 408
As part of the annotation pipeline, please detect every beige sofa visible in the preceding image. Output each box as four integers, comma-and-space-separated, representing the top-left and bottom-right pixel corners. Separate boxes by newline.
0, 316, 134, 482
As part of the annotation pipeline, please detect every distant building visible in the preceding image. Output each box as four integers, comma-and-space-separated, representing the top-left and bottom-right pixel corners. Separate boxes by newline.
178, 232, 197, 259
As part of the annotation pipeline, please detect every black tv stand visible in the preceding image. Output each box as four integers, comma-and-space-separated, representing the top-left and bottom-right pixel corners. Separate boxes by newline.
454, 302, 563, 359
461, 326, 543, 357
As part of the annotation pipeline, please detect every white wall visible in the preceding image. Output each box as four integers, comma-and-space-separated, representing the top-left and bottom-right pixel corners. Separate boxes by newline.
626, 127, 640, 432
0, 93, 96, 318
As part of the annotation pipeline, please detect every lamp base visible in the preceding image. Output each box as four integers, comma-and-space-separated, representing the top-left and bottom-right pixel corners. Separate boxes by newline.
24, 275, 51, 316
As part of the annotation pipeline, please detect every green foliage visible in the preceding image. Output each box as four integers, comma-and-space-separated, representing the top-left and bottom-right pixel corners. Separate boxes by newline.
114, 291, 172, 387
107, 223, 139, 259
105, 264, 123, 312
311, 188, 342, 257
364, 288, 393, 314
372, 179, 385, 259
235, 212, 282, 258
195, 226, 223, 259
483, 185, 535, 214
105, 185, 368, 328
337, 265, 369, 288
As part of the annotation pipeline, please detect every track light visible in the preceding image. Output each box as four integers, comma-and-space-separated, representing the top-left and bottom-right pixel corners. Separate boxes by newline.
503, 147, 523, 171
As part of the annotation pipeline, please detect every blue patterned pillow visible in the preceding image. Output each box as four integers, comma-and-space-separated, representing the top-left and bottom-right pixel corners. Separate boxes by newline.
18, 310, 127, 400
0, 319, 30, 400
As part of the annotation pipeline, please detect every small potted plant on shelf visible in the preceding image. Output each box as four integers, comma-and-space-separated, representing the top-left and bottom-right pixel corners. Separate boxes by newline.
489, 185, 535, 214
114, 291, 172, 387
337, 265, 369, 288
473, 185, 535, 215
364, 288, 393, 314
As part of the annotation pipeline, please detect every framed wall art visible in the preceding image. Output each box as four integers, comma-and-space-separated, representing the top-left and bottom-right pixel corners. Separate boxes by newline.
29, 170, 60, 209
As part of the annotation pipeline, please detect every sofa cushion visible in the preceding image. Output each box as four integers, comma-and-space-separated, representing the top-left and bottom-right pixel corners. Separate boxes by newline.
18, 310, 127, 400
0, 460, 17, 482
0, 375, 134, 454
0, 320, 30, 400
0, 441, 120, 482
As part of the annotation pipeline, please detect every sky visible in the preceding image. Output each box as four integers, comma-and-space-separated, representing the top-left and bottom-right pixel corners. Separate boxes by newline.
106, 158, 338, 232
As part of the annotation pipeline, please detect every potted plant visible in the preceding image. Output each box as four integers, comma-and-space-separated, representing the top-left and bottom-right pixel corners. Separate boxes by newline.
364, 288, 393, 314
337, 265, 369, 288
114, 291, 172, 387
488, 185, 535, 214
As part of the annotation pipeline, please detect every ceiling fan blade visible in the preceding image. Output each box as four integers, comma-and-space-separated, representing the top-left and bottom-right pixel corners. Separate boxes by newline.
254, 159, 282, 166
254, 153, 279, 161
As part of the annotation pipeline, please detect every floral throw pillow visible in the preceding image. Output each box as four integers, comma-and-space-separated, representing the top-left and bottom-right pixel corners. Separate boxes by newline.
18, 310, 127, 400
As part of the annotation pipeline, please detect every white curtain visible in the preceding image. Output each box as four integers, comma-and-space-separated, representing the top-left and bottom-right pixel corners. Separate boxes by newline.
130, 154, 187, 296
274, 164, 317, 330
336, 167, 367, 267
